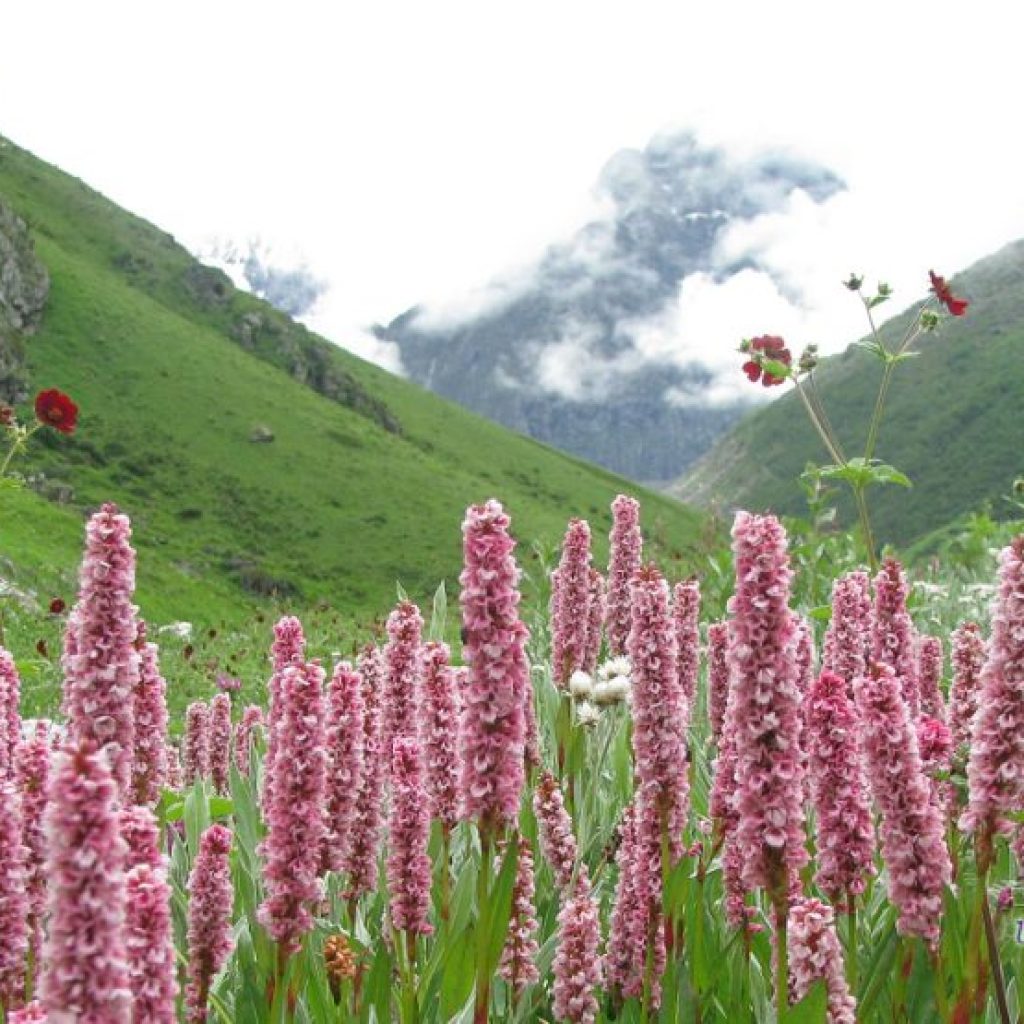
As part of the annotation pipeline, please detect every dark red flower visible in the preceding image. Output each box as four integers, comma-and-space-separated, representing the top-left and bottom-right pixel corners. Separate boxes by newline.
928, 270, 969, 316
36, 638, 49, 659
0, 405, 15, 427
741, 335, 792, 387
33, 389, 79, 434
49, 597, 66, 615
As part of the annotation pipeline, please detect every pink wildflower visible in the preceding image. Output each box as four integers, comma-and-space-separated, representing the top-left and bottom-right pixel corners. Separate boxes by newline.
258, 661, 327, 952
263, 616, 306, 817
0, 648, 21, 780
420, 643, 459, 830
125, 864, 177, 1023
321, 661, 364, 873
233, 705, 265, 776
604, 803, 640, 995
458, 500, 529, 833
64, 503, 140, 797
803, 671, 874, 901
121, 805, 163, 871
342, 646, 387, 898
707, 621, 730, 745
822, 570, 872, 697
183, 701, 210, 786
386, 737, 433, 935
606, 495, 642, 656
584, 568, 605, 673
131, 624, 168, 805
857, 663, 951, 944
550, 518, 594, 687
0, 779, 28, 1006
871, 559, 919, 717
208, 693, 232, 796
185, 824, 234, 1024
918, 634, 947, 721
40, 744, 131, 1023
534, 771, 579, 890
918, 714, 953, 815
552, 864, 603, 1024
950, 622, 986, 750
628, 564, 689, 861
15, 723, 49, 968
499, 835, 540, 995
8, 1003, 45, 1022
961, 536, 1024, 852
382, 600, 424, 761
673, 579, 701, 712
726, 512, 807, 898
165, 743, 183, 790
788, 898, 857, 1023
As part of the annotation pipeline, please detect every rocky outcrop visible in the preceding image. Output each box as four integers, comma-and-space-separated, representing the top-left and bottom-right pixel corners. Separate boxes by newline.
0, 197, 49, 402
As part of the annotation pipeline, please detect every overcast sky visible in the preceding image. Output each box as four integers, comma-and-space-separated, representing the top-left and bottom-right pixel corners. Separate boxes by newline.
3, 0, 1022, 377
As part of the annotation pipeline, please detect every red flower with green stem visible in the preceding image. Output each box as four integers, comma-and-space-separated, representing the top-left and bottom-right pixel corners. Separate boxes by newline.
0, 388, 79, 478
737, 271, 970, 570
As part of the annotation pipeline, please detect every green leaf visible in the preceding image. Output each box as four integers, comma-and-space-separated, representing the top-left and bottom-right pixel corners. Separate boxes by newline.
428, 579, 447, 643
817, 458, 911, 490
440, 925, 477, 1020
808, 604, 833, 623
396, 580, 409, 602
760, 358, 792, 380
481, 839, 519, 977
867, 294, 890, 309
789, 979, 828, 1022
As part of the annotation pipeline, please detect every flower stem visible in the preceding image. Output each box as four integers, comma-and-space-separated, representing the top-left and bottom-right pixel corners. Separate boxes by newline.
774, 897, 790, 1024
980, 871, 1011, 1024
844, 891, 858, 997
473, 832, 493, 1024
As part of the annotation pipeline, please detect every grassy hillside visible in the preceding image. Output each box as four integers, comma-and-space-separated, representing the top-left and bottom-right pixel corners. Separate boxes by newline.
673, 240, 1024, 546
0, 136, 708, 645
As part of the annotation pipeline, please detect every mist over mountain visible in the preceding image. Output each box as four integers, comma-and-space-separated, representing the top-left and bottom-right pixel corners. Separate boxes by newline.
378, 131, 844, 481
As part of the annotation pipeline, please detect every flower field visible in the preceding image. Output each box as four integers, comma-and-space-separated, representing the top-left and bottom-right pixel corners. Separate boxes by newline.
0, 486, 1022, 1024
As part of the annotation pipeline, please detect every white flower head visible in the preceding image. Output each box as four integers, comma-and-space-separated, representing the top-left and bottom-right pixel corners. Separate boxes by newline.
569, 669, 594, 699
576, 701, 601, 726
159, 620, 193, 640
597, 655, 631, 682
593, 675, 631, 705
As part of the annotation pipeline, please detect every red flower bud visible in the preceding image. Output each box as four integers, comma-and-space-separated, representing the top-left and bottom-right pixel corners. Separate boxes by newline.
33, 389, 79, 435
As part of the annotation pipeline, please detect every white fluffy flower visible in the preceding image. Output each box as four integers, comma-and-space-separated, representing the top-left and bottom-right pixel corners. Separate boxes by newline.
158, 620, 193, 640
597, 655, 631, 682
569, 670, 594, 699
593, 675, 631, 705
576, 702, 600, 726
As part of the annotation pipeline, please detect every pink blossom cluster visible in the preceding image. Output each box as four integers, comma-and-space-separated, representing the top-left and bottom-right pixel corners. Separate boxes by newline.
584, 568, 606, 673
383, 600, 424, 759
628, 564, 689, 860
458, 500, 529, 831
962, 537, 1024, 843
185, 824, 234, 1024
871, 559, 920, 718
707, 621, 730, 745
40, 744, 131, 1023
552, 865, 602, 1024
125, 863, 177, 1023
917, 715, 954, 814
0, 779, 28, 1005
64, 503, 140, 796
386, 737, 433, 935
321, 661, 364, 873
263, 615, 306, 817
606, 494, 642, 656
499, 835, 540, 994
822, 570, 871, 696
420, 642, 460, 830
673, 579, 701, 711
726, 512, 807, 897
857, 663, 951, 944
208, 692, 232, 796
550, 518, 595, 686
233, 704, 265, 776
15, 723, 49, 967
120, 805, 163, 871
534, 771, 579, 890
950, 621, 986, 751
131, 625, 168, 806
604, 802, 639, 992
787, 898, 857, 1024
343, 646, 388, 898
183, 701, 210, 786
803, 671, 874, 901
0, 648, 21, 779
258, 662, 326, 952
917, 634, 947, 721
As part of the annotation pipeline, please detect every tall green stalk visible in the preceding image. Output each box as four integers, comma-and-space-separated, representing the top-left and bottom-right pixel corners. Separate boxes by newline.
473, 833, 494, 1024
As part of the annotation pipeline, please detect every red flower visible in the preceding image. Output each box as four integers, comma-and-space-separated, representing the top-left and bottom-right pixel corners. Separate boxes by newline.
49, 597, 67, 615
33, 389, 79, 434
741, 335, 792, 387
928, 270, 969, 316
0, 405, 14, 427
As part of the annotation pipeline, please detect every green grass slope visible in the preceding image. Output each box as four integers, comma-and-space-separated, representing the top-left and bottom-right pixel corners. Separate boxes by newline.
0, 136, 707, 635
673, 241, 1024, 546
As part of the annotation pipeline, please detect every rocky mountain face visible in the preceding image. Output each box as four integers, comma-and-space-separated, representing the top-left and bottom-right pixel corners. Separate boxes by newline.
0, 197, 50, 402
378, 132, 843, 482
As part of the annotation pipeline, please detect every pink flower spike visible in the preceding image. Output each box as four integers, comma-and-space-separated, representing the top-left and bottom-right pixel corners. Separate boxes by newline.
386, 737, 433, 935
263, 616, 306, 818
8, 1003, 46, 1022
803, 671, 874, 901
857, 663, 951, 944
822, 570, 872, 698
0, 648, 21, 780
552, 864, 603, 1024
383, 600, 424, 761
125, 864, 177, 1023
534, 770, 579, 891
961, 537, 1024, 847
787, 898, 857, 1023
606, 495, 642, 656
499, 835, 540, 994
917, 634, 947, 722
420, 643, 459, 831
186, 824, 234, 1024
550, 518, 594, 687
183, 701, 210, 787
40, 743, 131, 1023
707, 621, 730, 745
0, 779, 28, 1005
233, 704, 265, 776
673, 578, 701, 713
458, 500, 529, 833
15, 723, 49, 968
950, 621, 986, 751
321, 661, 364, 873
208, 693, 232, 796
121, 805, 163, 871
131, 627, 169, 806
584, 568, 606, 673
871, 559, 919, 718
918, 714, 954, 815
258, 661, 327, 953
